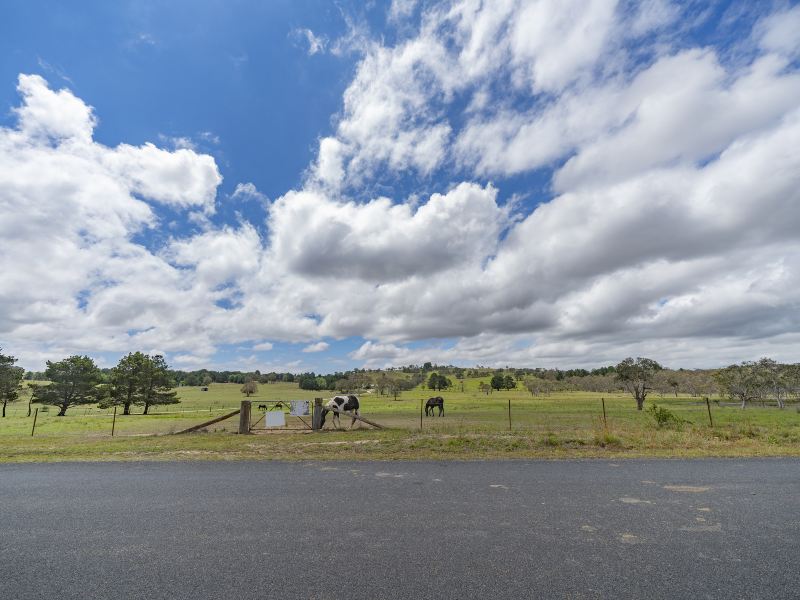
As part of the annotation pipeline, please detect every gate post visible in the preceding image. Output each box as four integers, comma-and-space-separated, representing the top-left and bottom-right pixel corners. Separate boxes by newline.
312, 398, 323, 431
239, 400, 252, 434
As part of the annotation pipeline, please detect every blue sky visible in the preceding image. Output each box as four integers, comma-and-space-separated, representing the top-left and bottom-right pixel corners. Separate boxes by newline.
2, 1, 800, 372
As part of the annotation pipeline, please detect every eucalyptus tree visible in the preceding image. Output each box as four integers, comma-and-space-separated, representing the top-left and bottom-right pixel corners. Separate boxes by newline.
615, 357, 663, 410
714, 361, 761, 409
0, 348, 25, 417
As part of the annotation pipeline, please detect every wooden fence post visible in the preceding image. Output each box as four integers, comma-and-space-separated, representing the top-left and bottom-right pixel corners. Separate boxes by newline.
238, 400, 252, 434
601, 398, 607, 430
705, 397, 714, 428
420, 398, 423, 430
111, 406, 117, 437
508, 398, 512, 431
31, 408, 38, 437
312, 398, 323, 431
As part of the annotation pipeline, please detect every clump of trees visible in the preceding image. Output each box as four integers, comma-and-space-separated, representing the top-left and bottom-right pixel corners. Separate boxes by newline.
96, 353, 178, 415
715, 358, 800, 409
28, 353, 178, 417
522, 376, 556, 396
490, 373, 516, 391
427, 373, 452, 391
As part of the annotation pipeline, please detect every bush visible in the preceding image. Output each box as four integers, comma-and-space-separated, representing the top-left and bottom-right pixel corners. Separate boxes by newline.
647, 404, 685, 429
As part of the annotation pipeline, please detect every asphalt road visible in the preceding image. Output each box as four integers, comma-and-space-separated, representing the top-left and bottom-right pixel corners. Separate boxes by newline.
1, 459, 798, 599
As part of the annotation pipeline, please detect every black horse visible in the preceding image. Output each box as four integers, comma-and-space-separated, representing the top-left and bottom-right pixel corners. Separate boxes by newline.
425, 396, 444, 417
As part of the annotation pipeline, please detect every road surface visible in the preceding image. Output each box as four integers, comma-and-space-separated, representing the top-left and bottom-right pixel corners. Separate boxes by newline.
1, 459, 798, 599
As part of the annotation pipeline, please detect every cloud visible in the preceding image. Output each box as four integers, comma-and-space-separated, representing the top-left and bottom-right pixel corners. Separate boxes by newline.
508, 0, 618, 93
14, 73, 96, 141
627, 0, 680, 36
291, 28, 326, 55
231, 182, 268, 203
166, 224, 262, 288
105, 143, 221, 212
252, 342, 274, 351
757, 4, 800, 57
388, 0, 419, 23
302, 341, 329, 353
267, 182, 506, 281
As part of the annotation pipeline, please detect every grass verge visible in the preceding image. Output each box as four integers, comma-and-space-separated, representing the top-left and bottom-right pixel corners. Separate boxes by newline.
3, 423, 800, 463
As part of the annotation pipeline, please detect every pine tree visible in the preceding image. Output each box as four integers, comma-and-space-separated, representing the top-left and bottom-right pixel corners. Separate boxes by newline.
32, 355, 103, 416
137, 355, 179, 415
99, 352, 147, 415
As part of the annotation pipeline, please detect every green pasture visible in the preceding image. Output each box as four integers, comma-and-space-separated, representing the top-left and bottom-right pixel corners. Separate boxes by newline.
1, 379, 799, 462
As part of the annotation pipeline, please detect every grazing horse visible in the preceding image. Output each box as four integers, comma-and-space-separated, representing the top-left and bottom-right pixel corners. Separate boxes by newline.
425, 396, 444, 417
257, 404, 267, 411
320, 395, 360, 429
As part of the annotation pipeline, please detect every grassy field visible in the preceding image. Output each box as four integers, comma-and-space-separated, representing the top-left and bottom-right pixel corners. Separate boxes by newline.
1, 380, 799, 462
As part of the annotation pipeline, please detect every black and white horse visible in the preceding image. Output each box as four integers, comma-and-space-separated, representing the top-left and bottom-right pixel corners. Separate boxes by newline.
425, 396, 444, 417
320, 395, 360, 429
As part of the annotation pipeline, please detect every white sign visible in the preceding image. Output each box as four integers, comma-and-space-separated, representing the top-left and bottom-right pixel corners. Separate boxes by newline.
290, 400, 310, 416
265, 411, 286, 428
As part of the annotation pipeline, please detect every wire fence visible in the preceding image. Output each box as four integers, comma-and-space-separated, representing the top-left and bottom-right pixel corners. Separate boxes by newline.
3, 393, 797, 438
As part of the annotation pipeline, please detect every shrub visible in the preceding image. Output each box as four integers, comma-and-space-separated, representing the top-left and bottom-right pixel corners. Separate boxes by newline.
647, 404, 685, 429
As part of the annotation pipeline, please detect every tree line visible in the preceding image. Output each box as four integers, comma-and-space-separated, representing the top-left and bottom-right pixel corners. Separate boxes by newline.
4, 348, 799, 417
518, 357, 800, 411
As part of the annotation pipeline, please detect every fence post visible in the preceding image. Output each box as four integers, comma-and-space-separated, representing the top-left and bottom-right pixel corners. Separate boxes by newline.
601, 398, 607, 430
238, 400, 252, 434
312, 398, 323, 431
111, 406, 117, 437
508, 398, 512, 431
31, 408, 38, 437
705, 397, 714, 428
420, 398, 423, 430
